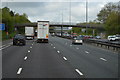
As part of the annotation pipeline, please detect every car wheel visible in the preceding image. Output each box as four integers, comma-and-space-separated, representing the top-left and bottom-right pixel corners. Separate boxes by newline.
23, 43, 26, 46
13, 42, 16, 45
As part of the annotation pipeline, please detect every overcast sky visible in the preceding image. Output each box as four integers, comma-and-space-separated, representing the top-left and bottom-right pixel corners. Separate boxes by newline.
1, 0, 120, 23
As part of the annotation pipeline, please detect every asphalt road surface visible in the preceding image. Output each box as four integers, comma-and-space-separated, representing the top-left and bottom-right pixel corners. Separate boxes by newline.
2, 36, 119, 79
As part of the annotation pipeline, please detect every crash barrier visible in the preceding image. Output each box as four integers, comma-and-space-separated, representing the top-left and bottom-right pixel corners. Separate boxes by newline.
83, 39, 120, 52
56, 35, 120, 52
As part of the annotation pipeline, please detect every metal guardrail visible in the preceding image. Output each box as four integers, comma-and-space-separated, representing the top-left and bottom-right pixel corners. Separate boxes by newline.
84, 39, 120, 52
56, 36, 120, 52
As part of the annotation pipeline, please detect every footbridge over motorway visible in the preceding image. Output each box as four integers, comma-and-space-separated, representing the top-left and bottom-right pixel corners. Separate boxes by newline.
14, 22, 104, 30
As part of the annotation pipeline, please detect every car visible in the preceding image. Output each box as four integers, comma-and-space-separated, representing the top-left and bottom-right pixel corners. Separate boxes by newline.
115, 35, 120, 41
108, 36, 116, 41
72, 36, 83, 45
13, 34, 26, 46
95, 36, 101, 39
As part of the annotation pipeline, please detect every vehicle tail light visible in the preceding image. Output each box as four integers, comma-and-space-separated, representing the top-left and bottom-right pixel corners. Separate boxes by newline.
46, 34, 48, 38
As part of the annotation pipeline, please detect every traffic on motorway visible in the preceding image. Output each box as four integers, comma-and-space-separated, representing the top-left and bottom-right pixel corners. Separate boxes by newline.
1, 1, 120, 80
1, 21, 119, 80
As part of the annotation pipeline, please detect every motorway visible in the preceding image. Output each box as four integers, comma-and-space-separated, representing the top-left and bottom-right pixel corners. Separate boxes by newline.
1, 36, 119, 79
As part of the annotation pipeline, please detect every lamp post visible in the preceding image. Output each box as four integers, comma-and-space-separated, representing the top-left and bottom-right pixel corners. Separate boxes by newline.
69, 0, 72, 34
86, 0, 88, 35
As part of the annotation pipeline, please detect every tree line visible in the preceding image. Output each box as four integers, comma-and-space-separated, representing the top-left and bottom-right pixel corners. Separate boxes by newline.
72, 1, 120, 37
0, 7, 31, 40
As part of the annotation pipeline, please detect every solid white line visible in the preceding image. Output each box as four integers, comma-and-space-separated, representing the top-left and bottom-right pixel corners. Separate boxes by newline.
57, 51, 60, 53
17, 68, 22, 75
85, 51, 89, 54
63, 57, 67, 61
28, 50, 30, 53
24, 56, 27, 60
100, 58, 107, 61
75, 69, 83, 75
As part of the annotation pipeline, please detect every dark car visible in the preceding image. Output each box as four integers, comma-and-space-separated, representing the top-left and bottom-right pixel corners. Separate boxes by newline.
72, 36, 83, 45
13, 34, 26, 46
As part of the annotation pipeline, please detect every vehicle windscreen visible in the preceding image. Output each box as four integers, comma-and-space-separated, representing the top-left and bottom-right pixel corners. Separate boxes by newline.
74, 37, 82, 40
15, 35, 25, 39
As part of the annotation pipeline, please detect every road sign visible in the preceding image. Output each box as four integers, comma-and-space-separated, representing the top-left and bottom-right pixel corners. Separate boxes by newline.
0, 24, 5, 30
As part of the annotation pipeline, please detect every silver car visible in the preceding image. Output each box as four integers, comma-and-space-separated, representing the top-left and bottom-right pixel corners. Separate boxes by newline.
72, 36, 83, 45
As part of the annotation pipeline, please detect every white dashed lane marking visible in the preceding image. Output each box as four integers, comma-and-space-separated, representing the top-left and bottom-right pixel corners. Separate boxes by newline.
76, 48, 79, 49
75, 69, 83, 76
85, 51, 89, 54
24, 56, 28, 60
17, 68, 22, 75
57, 51, 60, 53
100, 58, 107, 61
28, 50, 31, 53
63, 57, 67, 61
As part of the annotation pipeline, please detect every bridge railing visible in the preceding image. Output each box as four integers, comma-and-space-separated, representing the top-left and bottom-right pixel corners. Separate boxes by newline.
50, 22, 77, 25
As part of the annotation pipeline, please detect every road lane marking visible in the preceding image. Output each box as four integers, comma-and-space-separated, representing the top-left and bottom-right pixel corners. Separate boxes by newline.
28, 50, 30, 53
100, 58, 107, 61
51, 44, 53, 46
30, 46, 32, 48
85, 51, 89, 54
70, 45, 72, 46
17, 68, 22, 75
32, 44, 33, 45
0, 45, 6, 48
0, 45, 11, 50
63, 57, 67, 61
53, 47, 55, 48
76, 48, 79, 49
24, 56, 27, 60
75, 69, 83, 75
57, 51, 60, 53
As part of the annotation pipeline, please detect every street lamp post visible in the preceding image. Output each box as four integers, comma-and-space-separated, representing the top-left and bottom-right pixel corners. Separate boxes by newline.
69, 0, 71, 34
86, 0, 88, 35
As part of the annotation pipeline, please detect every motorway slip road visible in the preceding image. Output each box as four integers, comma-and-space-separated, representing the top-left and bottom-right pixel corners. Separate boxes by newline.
1, 36, 119, 80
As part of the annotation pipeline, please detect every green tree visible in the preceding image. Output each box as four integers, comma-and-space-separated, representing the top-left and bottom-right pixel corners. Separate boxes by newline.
97, 2, 119, 23
1, 7, 31, 40
105, 12, 120, 35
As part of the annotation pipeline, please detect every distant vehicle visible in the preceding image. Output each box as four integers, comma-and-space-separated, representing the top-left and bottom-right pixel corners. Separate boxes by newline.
63, 32, 70, 37
37, 21, 49, 43
13, 34, 26, 46
95, 36, 101, 39
71, 33, 77, 38
72, 36, 83, 45
115, 35, 120, 41
51, 33, 55, 37
25, 27, 34, 39
108, 35, 120, 41
108, 36, 116, 41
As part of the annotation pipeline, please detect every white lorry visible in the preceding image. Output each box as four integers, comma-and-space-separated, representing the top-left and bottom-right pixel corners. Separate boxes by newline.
37, 21, 49, 43
25, 27, 34, 39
